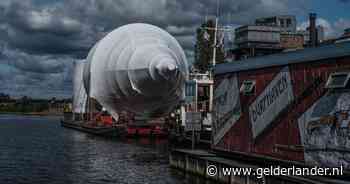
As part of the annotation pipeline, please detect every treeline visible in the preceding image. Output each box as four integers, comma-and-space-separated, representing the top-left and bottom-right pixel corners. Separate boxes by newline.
0, 101, 49, 113
0, 95, 71, 113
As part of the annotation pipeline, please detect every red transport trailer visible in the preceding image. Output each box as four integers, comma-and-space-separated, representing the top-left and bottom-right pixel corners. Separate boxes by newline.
126, 123, 168, 137
213, 41, 350, 169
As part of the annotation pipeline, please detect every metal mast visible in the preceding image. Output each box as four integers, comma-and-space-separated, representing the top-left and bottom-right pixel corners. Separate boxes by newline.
212, 0, 220, 67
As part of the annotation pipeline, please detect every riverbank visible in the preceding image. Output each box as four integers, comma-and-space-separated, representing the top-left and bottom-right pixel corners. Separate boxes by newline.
0, 111, 63, 116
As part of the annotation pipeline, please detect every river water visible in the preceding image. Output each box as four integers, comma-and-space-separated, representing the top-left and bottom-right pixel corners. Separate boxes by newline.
0, 115, 211, 184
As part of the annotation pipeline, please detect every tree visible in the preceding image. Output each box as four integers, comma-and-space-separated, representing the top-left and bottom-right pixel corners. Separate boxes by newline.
194, 20, 225, 73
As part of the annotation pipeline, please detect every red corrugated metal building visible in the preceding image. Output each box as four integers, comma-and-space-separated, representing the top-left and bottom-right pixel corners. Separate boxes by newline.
213, 41, 350, 169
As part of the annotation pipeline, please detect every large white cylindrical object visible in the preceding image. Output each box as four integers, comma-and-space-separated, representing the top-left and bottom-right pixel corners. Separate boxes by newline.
72, 60, 87, 113
84, 23, 188, 120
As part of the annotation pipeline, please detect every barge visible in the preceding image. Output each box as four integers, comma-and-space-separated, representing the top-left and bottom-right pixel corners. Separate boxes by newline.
61, 112, 169, 138
60, 119, 125, 137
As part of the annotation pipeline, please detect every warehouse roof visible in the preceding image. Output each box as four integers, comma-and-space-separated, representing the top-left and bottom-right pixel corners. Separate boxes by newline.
215, 41, 350, 75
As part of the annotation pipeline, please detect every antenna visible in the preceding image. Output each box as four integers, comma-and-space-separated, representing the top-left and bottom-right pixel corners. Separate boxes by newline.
205, 8, 208, 22
212, 0, 220, 67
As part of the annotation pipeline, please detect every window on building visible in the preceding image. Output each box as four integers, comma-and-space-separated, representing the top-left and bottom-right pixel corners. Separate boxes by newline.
325, 72, 350, 89
186, 81, 196, 96
280, 20, 284, 27
240, 80, 256, 95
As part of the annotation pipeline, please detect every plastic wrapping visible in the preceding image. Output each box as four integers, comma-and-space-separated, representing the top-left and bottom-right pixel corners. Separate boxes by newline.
72, 61, 87, 113
84, 23, 188, 120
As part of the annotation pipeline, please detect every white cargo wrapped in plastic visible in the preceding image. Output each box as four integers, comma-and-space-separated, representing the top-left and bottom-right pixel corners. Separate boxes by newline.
72, 60, 87, 113
83, 23, 188, 120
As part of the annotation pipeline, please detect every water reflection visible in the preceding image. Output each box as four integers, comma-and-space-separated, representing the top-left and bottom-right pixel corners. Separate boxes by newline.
0, 115, 220, 184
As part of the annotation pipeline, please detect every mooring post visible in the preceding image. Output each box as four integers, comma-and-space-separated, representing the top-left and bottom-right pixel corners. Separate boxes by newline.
192, 126, 195, 150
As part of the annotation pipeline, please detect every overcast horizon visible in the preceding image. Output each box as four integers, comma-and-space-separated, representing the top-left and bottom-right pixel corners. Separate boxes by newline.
0, 0, 350, 99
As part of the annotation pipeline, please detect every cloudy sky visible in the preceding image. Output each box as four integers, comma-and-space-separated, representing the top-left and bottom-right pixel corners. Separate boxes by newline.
0, 0, 349, 99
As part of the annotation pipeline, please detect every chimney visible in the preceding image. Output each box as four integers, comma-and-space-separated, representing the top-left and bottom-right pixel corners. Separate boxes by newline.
309, 13, 318, 47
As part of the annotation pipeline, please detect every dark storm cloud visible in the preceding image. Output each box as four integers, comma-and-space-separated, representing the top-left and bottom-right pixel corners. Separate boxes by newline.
3, 2, 80, 36
0, 59, 73, 98
0, 0, 308, 57
0, 1, 96, 58
0, 0, 311, 98
1, 45, 70, 73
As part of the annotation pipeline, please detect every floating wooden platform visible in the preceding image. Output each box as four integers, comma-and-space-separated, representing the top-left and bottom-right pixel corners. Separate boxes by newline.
60, 119, 126, 137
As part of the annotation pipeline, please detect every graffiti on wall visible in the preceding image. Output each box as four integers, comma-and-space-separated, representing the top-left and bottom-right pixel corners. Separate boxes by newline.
213, 74, 241, 145
249, 66, 294, 138
298, 91, 350, 168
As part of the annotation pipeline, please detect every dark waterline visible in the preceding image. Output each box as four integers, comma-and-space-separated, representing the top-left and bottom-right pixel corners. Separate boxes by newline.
0, 115, 212, 184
